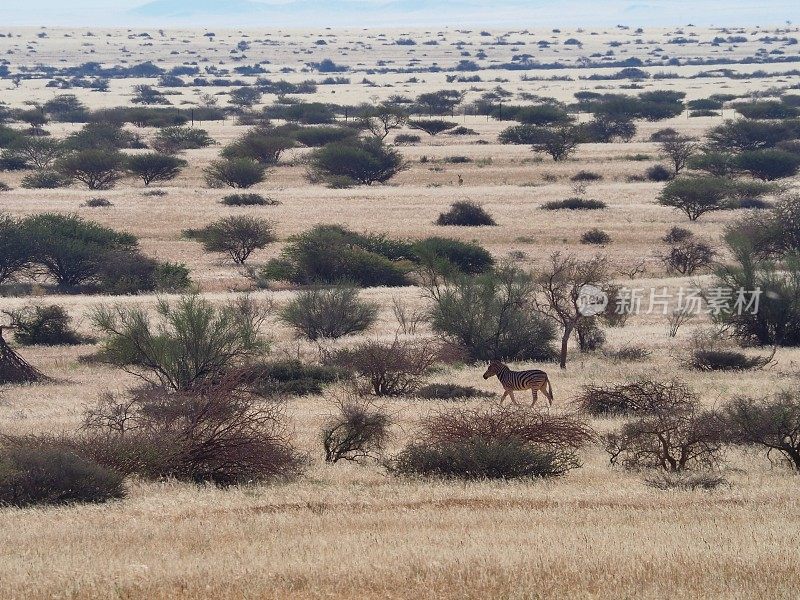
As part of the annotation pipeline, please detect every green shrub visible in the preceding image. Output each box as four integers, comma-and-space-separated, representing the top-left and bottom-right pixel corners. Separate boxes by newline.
0, 214, 34, 284
412, 237, 494, 275
542, 198, 606, 210
571, 170, 602, 182
280, 286, 378, 340
194, 216, 276, 265
394, 134, 421, 145
204, 158, 266, 189
151, 126, 214, 154
92, 295, 270, 390
291, 125, 357, 147
389, 438, 576, 479
257, 225, 411, 287
20, 170, 72, 189
56, 150, 126, 190
127, 152, 186, 185
309, 138, 405, 185
428, 266, 556, 361
436, 201, 496, 226
221, 127, 295, 164
25, 213, 139, 288
409, 119, 458, 136
415, 383, 495, 401
247, 360, 347, 397
658, 176, 731, 220
734, 149, 800, 181
4, 305, 85, 346
0, 442, 125, 507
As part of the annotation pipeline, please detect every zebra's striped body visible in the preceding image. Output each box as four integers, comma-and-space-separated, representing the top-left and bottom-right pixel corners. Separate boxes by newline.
482, 360, 554, 407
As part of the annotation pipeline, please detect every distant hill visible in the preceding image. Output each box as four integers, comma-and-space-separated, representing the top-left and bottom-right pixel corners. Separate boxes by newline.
130, 0, 267, 18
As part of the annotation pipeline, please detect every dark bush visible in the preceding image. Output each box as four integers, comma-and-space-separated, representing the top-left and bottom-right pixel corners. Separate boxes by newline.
571, 170, 603, 182
389, 438, 576, 480
389, 404, 591, 479
0, 214, 34, 284
661, 232, 715, 275
394, 134, 421, 145
221, 127, 295, 165
4, 305, 84, 346
291, 125, 357, 147
256, 225, 411, 287
246, 360, 346, 397
412, 237, 494, 276
643, 471, 729, 491
280, 286, 378, 340
220, 193, 279, 207
542, 198, 607, 210
151, 126, 215, 154
658, 176, 731, 221
25, 213, 139, 288
685, 331, 772, 371
436, 200, 496, 226
409, 119, 458, 136
63, 122, 139, 151
21, 170, 72, 189
645, 164, 672, 182
734, 149, 800, 181
0, 441, 125, 507
580, 228, 611, 245
416, 383, 495, 401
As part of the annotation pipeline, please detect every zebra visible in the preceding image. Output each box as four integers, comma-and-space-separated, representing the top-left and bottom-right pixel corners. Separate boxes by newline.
482, 360, 554, 407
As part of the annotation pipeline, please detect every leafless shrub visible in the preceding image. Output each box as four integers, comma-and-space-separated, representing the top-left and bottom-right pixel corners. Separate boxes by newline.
391, 296, 425, 335
420, 403, 595, 450
325, 338, 450, 396
604, 384, 727, 472
81, 371, 304, 485
576, 377, 697, 417
667, 308, 693, 338
643, 471, 730, 491
321, 388, 393, 463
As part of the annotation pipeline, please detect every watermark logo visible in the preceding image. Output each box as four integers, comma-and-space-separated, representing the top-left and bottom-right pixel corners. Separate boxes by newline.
578, 284, 609, 316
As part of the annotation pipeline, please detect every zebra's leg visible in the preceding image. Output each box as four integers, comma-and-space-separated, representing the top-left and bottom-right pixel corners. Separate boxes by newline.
531, 388, 538, 407
500, 389, 509, 405
509, 390, 518, 404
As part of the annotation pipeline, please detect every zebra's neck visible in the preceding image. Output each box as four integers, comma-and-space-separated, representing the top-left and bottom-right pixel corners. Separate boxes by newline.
496, 364, 511, 378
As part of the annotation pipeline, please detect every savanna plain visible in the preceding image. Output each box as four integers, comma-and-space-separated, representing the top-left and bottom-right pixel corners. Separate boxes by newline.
0, 24, 799, 599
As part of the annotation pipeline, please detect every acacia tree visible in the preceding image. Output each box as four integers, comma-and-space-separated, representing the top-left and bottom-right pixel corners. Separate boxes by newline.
535, 253, 615, 369
359, 104, 408, 140
127, 153, 186, 185
56, 150, 126, 190
530, 125, 582, 161
659, 135, 696, 177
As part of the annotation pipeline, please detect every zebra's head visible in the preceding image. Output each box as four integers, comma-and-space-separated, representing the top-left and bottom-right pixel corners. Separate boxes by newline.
482, 360, 503, 379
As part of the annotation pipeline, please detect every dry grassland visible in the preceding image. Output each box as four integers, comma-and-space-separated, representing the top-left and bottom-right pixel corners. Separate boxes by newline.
0, 25, 799, 599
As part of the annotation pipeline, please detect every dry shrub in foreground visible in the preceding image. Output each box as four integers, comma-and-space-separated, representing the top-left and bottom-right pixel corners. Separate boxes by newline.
321, 388, 393, 463
81, 371, 304, 485
604, 382, 727, 472
643, 471, 730, 491
576, 378, 695, 416
389, 404, 593, 480
0, 440, 126, 507
723, 392, 800, 471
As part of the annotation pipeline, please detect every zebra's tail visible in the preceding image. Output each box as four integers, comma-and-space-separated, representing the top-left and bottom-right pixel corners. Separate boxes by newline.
546, 377, 554, 406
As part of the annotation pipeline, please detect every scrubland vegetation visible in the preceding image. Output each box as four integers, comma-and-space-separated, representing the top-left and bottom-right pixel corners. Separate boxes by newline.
0, 22, 800, 599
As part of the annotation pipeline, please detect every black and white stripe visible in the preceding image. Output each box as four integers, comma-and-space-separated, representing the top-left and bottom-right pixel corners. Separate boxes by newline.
483, 360, 554, 406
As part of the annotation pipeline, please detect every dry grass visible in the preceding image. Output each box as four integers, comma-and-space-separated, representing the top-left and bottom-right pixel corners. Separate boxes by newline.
1, 24, 799, 599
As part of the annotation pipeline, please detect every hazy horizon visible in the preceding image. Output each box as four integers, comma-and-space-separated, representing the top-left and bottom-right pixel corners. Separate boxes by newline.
4, 0, 800, 28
